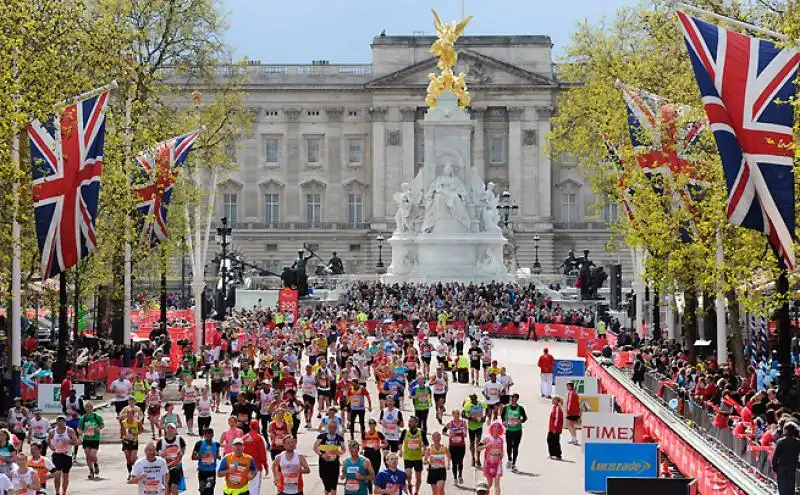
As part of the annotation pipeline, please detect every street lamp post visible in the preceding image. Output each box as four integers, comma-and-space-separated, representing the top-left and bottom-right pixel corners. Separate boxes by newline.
496, 191, 519, 268
216, 216, 232, 320
496, 190, 518, 230
532, 234, 542, 274
376, 233, 386, 273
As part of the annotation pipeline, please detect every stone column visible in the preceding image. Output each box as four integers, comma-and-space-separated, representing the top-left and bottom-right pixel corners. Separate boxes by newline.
536, 105, 554, 219
326, 107, 344, 219
284, 107, 302, 221
400, 107, 416, 183
370, 107, 388, 220
507, 107, 524, 210
470, 106, 486, 180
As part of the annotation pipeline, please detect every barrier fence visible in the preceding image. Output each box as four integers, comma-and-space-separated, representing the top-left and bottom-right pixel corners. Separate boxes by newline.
639, 369, 783, 484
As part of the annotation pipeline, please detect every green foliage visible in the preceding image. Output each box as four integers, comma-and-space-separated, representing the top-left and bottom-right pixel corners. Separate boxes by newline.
0, 0, 252, 307
550, 0, 793, 314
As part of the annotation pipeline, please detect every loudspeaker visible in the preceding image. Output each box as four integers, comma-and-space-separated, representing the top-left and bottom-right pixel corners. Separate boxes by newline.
609, 264, 622, 310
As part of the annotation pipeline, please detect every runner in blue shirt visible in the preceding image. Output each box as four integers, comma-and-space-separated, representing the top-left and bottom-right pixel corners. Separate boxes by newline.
374, 452, 408, 495
191, 428, 220, 495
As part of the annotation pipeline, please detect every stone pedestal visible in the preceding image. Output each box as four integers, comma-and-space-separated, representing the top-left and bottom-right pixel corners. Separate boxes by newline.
385, 90, 511, 284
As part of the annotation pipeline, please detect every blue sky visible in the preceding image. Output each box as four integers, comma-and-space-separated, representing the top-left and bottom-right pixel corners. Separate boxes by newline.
221, 0, 637, 63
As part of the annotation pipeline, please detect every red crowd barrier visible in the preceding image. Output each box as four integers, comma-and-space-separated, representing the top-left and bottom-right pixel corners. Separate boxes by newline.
586, 353, 746, 495
577, 337, 608, 357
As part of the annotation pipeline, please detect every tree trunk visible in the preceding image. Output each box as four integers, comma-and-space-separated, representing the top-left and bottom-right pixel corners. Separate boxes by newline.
726, 288, 746, 377
684, 290, 698, 363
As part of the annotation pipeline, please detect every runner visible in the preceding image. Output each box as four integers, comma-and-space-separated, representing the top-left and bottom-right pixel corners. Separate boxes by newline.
28, 410, 50, 455
271, 436, 310, 495
197, 387, 214, 435
361, 418, 387, 475
146, 384, 163, 439
257, 382, 275, 437
409, 376, 432, 434
463, 393, 487, 468
468, 340, 483, 386
477, 422, 505, 495
242, 419, 269, 495
220, 417, 244, 455
482, 373, 503, 421
500, 393, 527, 471
431, 368, 449, 425
156, 423, 186, 495
313, 420, 345, 495
373, 452, 407, 495
131, 374, 150, 413
28, 442, 54, 494
316, 364, 333, 419
11, 452, 41, 495
423, 432, 449, 495
497, 367, 514, 409
379, 396, 404, 453
7, 399, 29, 443
217, 437, 257, 495
0, 429, 16, 477
299, 365, 317, 429
110, 372, 133, 415
443, 409, 467, 485
267, 408, 292, 461
49, 416, 78, 495
232, 394, 255, 434
160, 403, 183, 435
341, 440, 375, 495
191, 428, 220, 495
121, 407, 144, 478
564, 382, 580, 445
180, 376, 199, 436
346, 379, 372, 439
318, 407, 343, 436
400, 416, 427, 495
129, 442, 169, 495
210, 360, 226, 413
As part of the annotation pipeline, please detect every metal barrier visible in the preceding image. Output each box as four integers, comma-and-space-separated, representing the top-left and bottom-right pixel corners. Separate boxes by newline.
634, 368, 792, 487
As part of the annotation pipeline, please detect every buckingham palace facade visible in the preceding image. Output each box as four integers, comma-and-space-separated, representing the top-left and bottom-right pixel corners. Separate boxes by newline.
170, 34, 632, 278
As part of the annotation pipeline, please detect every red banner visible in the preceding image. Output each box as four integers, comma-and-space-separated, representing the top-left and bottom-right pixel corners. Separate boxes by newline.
531, 323, 596, 341
586, 354, 746, 495
277, 288, 299, 320
577, 337, 608, 357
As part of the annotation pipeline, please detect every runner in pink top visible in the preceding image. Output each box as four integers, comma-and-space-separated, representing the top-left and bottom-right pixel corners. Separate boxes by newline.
219, 416, 244, 454
478, 421, 505, 495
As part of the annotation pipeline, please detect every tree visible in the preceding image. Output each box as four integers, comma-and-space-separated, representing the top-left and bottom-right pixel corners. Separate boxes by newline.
549, 0, 791, 368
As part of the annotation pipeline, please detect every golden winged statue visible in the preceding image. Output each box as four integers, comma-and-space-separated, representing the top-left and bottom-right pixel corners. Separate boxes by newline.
426, 9, 473, 109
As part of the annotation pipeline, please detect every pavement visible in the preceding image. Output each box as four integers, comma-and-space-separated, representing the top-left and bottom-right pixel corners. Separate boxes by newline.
62, 338, 587, 494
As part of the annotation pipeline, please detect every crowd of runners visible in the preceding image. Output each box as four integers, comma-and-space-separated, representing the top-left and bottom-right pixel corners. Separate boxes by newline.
0, 304, 557, 495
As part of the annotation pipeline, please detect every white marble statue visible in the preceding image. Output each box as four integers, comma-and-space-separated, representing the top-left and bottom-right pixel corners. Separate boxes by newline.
421, 163, 471, 233
393, 183, 415, 233
480, 182, 502, 233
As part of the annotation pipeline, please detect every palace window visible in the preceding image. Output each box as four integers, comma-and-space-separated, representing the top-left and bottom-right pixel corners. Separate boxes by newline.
265, 137, 279, 164
561, 193, 577, 223
306, 136, 322, 163
348, 138, 363, 164
489, 136, 506, 165
347, 193, 363, 224
264, 193, 280, 222
306, 193, 322, 224
223, 193, 238, 224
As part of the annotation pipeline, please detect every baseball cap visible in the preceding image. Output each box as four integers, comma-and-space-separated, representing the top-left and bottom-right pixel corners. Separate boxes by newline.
232, 438, 244, 445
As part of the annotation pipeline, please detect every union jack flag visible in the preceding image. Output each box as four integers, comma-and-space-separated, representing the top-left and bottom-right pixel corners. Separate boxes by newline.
601, 133, 636, 225
134, 130, 201, 246
28, 90, 111, 279
677, 12, 799, 269
619, 81, 707, 241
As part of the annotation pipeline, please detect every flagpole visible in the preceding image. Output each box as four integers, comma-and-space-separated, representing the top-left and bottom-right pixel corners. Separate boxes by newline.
10, 135, 21, 399
54, 80, 119, 109
10, 51, 21, 399
123, 93, 133, 367
715, 230, 727, 365
672, 2, 790, 41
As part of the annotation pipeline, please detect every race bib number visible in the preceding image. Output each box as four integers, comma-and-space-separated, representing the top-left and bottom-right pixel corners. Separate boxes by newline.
407, 439, 421, 450
345, 479, 360, 492
201, 453, 214, 465
143, 479, 160, 495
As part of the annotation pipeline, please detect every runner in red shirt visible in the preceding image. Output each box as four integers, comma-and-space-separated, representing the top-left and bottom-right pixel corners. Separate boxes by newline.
565, 382, 580, 445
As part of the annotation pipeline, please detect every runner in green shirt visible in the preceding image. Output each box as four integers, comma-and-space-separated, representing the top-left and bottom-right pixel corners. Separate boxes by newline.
461, 393, 486, 468
500, 393, 528, 471
130, 376, 149, 407
210, 361, 226, 412
410, 376, 433, 434
77, 402, 105, 479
